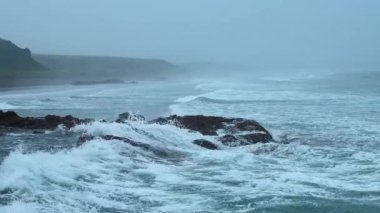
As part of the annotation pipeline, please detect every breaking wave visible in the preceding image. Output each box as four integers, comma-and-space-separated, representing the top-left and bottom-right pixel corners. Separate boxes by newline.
1, 80, 380, 212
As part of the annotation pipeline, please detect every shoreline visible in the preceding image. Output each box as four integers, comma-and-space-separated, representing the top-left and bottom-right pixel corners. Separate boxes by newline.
0, 81, 199, 120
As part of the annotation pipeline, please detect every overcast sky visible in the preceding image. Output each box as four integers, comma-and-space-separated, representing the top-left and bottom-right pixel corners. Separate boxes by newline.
1, 0, 379, 69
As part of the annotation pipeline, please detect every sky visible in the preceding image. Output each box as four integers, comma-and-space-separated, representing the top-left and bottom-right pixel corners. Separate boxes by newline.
1, 0, 379, 69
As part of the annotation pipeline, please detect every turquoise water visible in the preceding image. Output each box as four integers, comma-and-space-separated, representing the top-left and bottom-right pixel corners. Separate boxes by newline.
0, 74, 379, 212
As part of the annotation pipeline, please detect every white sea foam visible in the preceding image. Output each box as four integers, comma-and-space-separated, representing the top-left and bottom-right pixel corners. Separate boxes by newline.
1, 80, 380, 212
0, 102, 16, 110
2, 117, 380, 212
0, 202, 38, 213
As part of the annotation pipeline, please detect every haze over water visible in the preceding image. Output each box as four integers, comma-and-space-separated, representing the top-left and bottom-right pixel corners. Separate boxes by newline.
1, 1, 380, 212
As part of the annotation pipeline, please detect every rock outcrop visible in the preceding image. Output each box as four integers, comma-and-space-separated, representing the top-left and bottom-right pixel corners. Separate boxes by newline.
116, 112, 145, 123
0, 110, 92, 130
150, 115, 272, 147
1, 111, 273, 149
192, 139, 219, 150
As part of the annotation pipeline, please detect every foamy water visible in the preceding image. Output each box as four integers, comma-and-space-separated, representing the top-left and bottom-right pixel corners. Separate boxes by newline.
1, 78, 380, 212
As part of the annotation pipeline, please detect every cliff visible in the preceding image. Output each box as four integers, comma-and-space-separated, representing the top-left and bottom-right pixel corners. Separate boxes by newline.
0, 38, 46, 72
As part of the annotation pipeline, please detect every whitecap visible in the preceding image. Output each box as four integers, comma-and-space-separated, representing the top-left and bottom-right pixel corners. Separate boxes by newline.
0, 102, 17, 110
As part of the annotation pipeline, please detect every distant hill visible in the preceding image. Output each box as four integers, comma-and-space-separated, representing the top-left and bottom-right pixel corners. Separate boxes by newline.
0, 38, 180, 88
33, 54, 178, 81
0, 38, 49, 87
0, 38, 47, 75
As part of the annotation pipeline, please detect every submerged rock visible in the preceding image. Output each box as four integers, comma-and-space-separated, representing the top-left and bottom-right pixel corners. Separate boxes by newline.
32, 130, 45, 134
0, 110, 92, 130
192, 139, 219, 150
218, 135, 239, 145
116, 112, 145, 123
78, 134, 151, 150
218, 133, 272, 147
151, 115, 272, 146
77, 134, 173, 158
77, 134, 95, 146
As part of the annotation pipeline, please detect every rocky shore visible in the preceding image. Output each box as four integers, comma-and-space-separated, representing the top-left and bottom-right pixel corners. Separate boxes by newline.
0, 110, 273, 150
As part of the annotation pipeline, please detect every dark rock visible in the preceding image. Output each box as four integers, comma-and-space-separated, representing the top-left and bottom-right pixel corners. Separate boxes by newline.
192, 139, 218, 150
0, 111, 19, 123
116, 112, 145, 123
218, 133, 271, 147
0, 110, 92, 130
240, 133, 272, 144
32, 130, 45, 134
150, 115, 272, 147
150, 115, 234, 135
236, 120, 268, 132
218, 135, 240, 145
0, 188, 14, 195
102, 135, 143, 147
77, 134, 95, 146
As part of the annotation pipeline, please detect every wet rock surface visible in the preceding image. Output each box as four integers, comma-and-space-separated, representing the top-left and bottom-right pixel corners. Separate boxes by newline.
1, 111, 273, 149
192, 139, 219, 150
151, 115, 273, 146
116, 112, 145, 123
218, 133, 272, 147
0, 110, 92, 130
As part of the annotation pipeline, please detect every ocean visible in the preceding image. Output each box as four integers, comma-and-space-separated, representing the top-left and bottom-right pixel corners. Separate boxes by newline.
0, 73, 379, 212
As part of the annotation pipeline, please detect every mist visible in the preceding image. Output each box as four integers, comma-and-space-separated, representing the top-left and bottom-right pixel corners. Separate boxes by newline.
2, 1, 380, 212
1, 0, 380, 72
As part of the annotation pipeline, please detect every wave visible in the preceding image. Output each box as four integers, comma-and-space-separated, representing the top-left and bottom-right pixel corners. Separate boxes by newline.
174, 88, 257, 104
1, 118, 379, 212
0, 102, 39, 110
70, 95, 104, 99
176, 96, 254, 104
187, 97, 310, 105
0, 121, 285, 212
1, 80, 380, 212
194, 96, 254, 104
259, 74, 319, 82
39, 98, 56, 102
0, 102, 16, 110
170, 81, 378, 117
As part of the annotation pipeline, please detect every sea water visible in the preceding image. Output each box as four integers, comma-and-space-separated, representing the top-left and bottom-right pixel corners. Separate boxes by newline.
0, 75, 379, 212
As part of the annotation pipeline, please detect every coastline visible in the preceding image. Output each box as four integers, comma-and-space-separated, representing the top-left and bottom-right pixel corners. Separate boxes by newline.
0, 81, 198, 120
